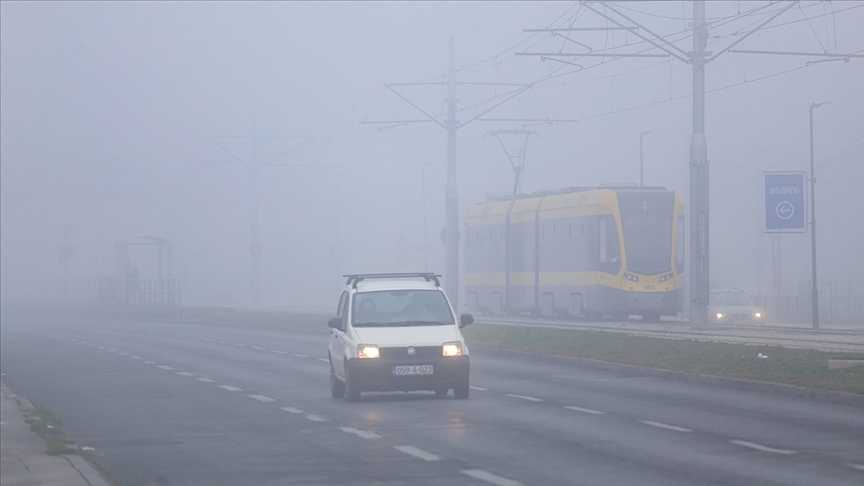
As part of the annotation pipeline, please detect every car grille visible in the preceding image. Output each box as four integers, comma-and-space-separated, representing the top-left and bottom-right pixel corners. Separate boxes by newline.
379, 346, 441, 359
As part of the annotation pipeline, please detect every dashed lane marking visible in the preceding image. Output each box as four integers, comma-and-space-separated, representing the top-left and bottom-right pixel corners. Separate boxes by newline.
196, 378, 214, 383
157, 365, 174, 370
316, 358, 329, 363
218, 341, 229, 345
730, 440, 796, 454
143, 361, 155, 365
394, 445, 440, 461
219, 385, 243, 392
642, 421, 692, 433
280, 407, 303, 414
97, 346, 105, 350
461, 469, 522, 486
340, 427, 381, 439
305, 414, 328, 422
249, 395, 275, 403
117, 352, 128, 356
251, 346, 265, 350
847, 463, 864, 471
271, 350, 286, 354
130, 356, 142, 360
564, 406, 605, 415
469, 386, 487, 391
175, 372, 194, 377
505, 394, 543, 402
294, 354, 310, 358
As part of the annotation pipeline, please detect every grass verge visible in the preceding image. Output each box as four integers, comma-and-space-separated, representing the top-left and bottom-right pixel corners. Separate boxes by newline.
461, 324, 864, 395
26, 405, 78, 455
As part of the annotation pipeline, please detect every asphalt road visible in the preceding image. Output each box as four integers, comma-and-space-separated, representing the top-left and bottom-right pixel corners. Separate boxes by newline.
1, 314, 862, 486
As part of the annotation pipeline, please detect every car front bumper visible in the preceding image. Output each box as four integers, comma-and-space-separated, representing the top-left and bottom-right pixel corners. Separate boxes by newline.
347, 355, 469, 392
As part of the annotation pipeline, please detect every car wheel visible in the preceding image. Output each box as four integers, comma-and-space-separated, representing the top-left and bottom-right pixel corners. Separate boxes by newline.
453, 377, 469, 399
345, 365, 361, 402
434, 387, 449, 397
330, 360, 346, 398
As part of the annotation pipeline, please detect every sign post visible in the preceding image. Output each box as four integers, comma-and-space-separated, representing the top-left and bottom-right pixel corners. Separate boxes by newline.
764, 172, 806, 232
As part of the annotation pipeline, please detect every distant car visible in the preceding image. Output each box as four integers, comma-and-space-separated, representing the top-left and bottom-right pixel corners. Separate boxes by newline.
709, 289, 764, 325
327, 273, 473, 402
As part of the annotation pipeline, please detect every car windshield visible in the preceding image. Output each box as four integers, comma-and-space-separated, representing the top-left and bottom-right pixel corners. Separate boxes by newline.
711, 291, 753, 306
352, 289, 455, 327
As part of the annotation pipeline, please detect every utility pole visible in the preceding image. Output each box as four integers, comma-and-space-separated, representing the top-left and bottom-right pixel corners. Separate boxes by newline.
809, 101, 829, 329
490, 130, 537, 195
639, 130, 655, 187
445, 37, 460, 309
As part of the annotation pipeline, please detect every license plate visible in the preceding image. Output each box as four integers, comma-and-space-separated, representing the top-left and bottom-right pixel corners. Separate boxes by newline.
392, 365, 433, 376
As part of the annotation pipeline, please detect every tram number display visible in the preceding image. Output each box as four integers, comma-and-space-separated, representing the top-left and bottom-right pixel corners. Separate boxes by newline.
643, 284, 655, 290
392, 365, 433, 376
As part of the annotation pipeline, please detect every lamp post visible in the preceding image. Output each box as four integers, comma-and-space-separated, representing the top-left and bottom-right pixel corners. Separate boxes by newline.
809, 101, 829, 329
639, 130, 656, 187
421, 162, 433, 272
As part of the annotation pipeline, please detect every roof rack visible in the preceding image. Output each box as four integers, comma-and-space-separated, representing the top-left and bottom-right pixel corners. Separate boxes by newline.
343, 273, 441, 289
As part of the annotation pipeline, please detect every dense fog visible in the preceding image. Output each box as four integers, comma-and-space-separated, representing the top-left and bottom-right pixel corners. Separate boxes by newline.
2, 1, 862, 312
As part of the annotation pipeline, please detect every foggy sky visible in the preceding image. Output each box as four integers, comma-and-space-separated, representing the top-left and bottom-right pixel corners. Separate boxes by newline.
2, 1, 862, 310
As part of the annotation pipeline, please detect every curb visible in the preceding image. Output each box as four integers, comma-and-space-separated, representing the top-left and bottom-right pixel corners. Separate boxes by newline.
472, 346, 864, 407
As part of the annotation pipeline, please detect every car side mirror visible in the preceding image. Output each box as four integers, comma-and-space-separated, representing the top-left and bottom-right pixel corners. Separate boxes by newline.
459, 313, 474, 328
328, 317, 343, 330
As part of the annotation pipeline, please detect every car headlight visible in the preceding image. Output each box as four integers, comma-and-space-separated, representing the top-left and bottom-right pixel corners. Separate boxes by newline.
442, 341, 462, 357
716, 313, 724, 319
358, 344, 380, 358
753, 312, 762, 318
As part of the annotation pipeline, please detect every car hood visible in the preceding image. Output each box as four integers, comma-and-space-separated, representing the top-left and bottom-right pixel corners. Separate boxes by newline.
353, 325, 461, 347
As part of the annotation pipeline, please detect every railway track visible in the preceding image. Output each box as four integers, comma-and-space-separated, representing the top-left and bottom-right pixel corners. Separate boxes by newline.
475, 316, 864, 353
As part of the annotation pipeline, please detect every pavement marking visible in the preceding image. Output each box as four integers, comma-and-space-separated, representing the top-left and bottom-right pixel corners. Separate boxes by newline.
340, 427, 381, 439
218, 341, 229, 344
117, 352, 128, 356
280, 407, 304, 414
235, 343, 246, 347
461, 469, 522, 486
564, 406, 605, 415
847, 463, 864, 471
294, 354, 310, 358
729, 440, 796, 454
196, 378, 214, 383
220, 385, 243, 392
271, 350, 287, 354
204, 338, 214, 342
108, 349, 117, 353
143, 361, 155, 365
305, 414, 328, 422
130, 356, 142, 360
175, 372, 194, 377
249, 395, 276, 403
97, 346, 105, 350
157, 365, 174, 370
251, 346, 265, 350
506, 394, 543, 402
642, 421, 692, 433
394, 445, 440, 461
316, 358, 329, 363
469, 385, 487, 391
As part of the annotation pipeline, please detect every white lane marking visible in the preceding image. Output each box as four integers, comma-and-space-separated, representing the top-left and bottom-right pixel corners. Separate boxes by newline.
220, 385, 242, 392
505, 394, 543, 402
196, 378, 214, 383
847, 463, 864, 471
340, 427, 381, 439
108, 349, 117, 353
316, 358, 329, 363
117, 352, 128, 356
280, 407, 303, 414
204, 338, 214, 342
469, 385, 487, 391
271, 350, 286, 354
97, 346, 105, 350
730, 440, 797, 455
251, 346, 265, 350
143, 361, 155, 365
642, 421, 692, 433
249, 395, 275, 403
394, 445, 440, 461
294, 354, 310, 358
564, 406, 605, 415
218, 341, 229, 345
130, 356, 142, 360
157, 365, 174, 370
175, 372, 194, 377
461, 469, 522, 486
305, 414, 328, 422
235, 343, 246, 347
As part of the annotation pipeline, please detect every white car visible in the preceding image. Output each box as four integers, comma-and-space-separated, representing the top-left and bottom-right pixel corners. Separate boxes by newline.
709, 289, 765, 325
328, 273, 473, 402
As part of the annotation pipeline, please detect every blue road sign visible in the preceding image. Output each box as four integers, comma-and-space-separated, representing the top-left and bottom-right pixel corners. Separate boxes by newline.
765, 172, 806, 232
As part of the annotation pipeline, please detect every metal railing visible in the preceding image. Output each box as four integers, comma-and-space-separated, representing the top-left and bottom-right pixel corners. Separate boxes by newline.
58, 276, 180, 308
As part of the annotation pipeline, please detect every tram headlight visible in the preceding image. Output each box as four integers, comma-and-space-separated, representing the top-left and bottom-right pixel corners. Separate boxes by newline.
659, 273, 673, 282
624, 273, 639, 282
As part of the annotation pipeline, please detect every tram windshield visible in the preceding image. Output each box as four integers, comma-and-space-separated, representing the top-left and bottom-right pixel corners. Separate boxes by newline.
617, 192, 675, 275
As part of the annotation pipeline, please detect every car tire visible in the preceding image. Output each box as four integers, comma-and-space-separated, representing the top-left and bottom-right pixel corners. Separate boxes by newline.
345, 365, 361, 402
330, 360, 346, 398
434, 387, 449, 397
453, 377, 469, 399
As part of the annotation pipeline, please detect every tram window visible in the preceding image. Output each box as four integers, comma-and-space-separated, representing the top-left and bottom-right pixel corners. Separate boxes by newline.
676, 215, 685, 272
598, 216, 621, 274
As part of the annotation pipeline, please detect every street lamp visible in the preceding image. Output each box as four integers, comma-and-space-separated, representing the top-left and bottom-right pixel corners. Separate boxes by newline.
639, 130, 656, 187
809, 101, 829, 329
421, 163, 433, 272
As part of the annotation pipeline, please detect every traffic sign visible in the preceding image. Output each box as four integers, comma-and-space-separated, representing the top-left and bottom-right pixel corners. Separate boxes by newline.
764, 172, 806, 232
